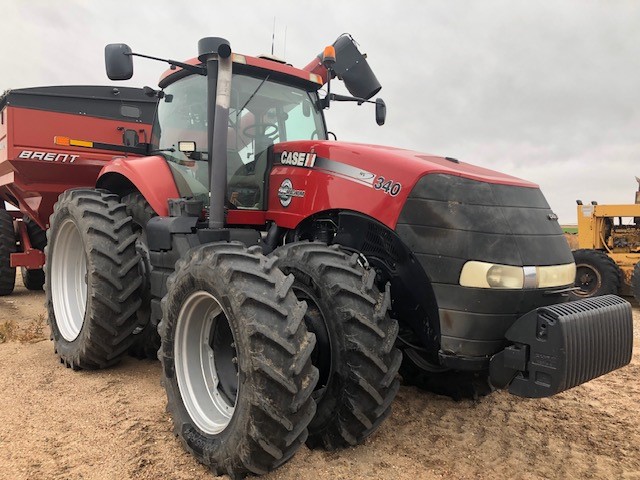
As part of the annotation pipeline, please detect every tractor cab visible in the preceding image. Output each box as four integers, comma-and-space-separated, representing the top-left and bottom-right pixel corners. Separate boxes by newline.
152, 59, 328, 212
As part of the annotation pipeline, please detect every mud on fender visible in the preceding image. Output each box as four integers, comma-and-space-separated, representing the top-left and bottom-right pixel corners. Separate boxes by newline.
490, 295, 633, 398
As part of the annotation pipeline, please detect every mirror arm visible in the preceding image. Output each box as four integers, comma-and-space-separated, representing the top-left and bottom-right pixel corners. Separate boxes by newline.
126, 52, 206, 76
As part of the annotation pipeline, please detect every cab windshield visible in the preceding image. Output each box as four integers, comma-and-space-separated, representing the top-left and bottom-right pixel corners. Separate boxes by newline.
151, 71, 326, 209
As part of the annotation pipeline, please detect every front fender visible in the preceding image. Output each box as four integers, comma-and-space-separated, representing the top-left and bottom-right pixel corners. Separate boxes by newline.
97, 156, 179, 216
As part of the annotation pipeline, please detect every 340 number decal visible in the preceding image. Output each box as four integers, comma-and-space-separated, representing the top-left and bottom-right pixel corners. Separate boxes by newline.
374, 176, 402, 196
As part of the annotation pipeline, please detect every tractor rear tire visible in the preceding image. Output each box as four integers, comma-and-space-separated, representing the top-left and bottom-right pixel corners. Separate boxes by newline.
270, 242, 401, 450
159, 242, 318, 477
21, 217, 47, 291
0, 210, 16, 296
569, 249, 620, 300
121, 192, 159, 360
45, 189, 142, 370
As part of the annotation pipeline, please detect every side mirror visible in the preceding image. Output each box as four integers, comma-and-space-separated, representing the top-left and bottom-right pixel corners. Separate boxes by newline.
105, 44, 134, 80
375, 98, 386, 126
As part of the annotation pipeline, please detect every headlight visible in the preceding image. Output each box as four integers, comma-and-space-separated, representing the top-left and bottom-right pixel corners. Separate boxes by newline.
460, 261, 576, 289
537, 263, 576, 288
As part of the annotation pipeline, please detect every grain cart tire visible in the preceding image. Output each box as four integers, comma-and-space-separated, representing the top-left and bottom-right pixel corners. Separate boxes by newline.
121, 192, 159, 360
569, 249, 620, 300
45, 189, 142, 370
159, 243, 318, 477
631, 262, 640, 304
21, 217, 47, 291
270, 242, 401, 450
0, 210, 16, 296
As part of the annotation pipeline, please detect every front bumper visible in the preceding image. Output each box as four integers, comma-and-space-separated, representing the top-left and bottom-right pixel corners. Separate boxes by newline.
489, 295, 633, 398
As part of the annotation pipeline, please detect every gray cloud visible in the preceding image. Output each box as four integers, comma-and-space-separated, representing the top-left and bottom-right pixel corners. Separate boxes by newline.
2, 0, 638, 223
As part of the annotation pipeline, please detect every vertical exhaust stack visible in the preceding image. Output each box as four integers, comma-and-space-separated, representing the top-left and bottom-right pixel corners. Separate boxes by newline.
304, 34, 382, 100
198, 37, 232, 230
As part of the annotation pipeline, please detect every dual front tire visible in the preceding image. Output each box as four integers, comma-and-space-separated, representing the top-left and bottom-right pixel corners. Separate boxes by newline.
159, 243, 318, 477
159, 241, 402, 476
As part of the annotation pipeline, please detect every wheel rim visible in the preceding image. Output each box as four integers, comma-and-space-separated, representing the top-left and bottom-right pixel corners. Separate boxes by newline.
175, 291, 238, 435
574, 263, 601, 297
51, 218, 87, 341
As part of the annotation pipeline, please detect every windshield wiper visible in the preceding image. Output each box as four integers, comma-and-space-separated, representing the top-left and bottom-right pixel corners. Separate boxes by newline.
237, 75, 270, 115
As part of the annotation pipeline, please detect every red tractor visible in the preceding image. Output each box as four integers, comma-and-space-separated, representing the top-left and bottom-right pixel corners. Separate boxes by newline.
0, 35, 634, 478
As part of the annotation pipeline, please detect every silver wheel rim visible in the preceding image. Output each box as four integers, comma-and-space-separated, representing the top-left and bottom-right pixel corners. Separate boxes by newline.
175, 291, 237, 435
51, 218, 87, 342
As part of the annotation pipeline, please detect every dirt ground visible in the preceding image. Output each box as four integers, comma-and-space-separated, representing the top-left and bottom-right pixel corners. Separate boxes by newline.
0, 280, 638, 480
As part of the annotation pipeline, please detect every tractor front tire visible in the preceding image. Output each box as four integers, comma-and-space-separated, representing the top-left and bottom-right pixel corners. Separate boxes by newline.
271, 242, 401, 450
21, 216, 47, 291
569, 249, 620, 300
0, 210, 16, 296
159, 243, 318, 477
45, 189, 142, 370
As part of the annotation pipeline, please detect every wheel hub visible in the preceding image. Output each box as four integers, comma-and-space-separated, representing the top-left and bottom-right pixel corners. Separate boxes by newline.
575, 264, 601, 296
51, 218, 88, 341
174, 291, 238, 435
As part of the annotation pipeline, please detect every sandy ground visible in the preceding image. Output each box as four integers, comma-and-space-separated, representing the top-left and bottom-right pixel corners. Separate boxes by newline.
0, 280, 638, 480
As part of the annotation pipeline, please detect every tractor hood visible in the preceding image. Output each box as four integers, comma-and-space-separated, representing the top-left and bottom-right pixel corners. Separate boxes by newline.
269, 140, 540, 230
274, 140, 536, 190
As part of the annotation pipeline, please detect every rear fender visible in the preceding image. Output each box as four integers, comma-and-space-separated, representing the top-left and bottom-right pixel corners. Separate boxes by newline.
96, 156, 179, 216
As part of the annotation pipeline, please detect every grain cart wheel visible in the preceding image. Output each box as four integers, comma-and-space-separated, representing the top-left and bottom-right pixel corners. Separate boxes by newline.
0, 210, 17, 296
270, 242, 401, 450
21, 217, 47, 291
121, 192, 159, 360
569, 249, 620, 300
45, 189, 142, 370
159, 243, 318, 477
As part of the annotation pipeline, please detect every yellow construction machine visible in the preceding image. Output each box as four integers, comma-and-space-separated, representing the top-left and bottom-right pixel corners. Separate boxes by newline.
571, 179, 640, 301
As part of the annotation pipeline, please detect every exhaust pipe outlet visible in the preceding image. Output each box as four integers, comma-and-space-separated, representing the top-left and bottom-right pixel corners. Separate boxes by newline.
198, 37, 232, 61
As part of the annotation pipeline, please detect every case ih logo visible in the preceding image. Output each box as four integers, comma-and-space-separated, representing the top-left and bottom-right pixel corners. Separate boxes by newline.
19, 150, 79, 163
278, 179, 305, 207
279, 151, 317, 168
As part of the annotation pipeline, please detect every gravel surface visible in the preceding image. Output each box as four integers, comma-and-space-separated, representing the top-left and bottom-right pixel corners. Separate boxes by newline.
0, 282, 638, 480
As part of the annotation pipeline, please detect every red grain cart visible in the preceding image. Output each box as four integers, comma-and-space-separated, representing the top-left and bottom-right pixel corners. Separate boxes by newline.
0, 86, 156, 294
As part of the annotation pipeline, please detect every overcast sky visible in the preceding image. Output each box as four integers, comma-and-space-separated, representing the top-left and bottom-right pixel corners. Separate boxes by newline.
2, 0, 638, 223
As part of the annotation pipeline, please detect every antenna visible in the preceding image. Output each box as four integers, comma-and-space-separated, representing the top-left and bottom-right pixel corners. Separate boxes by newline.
271, 17, 276, 55
283, 26, 287, 58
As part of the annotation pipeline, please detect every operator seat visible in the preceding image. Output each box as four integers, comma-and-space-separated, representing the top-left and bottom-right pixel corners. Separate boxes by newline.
227, 148, 269, 209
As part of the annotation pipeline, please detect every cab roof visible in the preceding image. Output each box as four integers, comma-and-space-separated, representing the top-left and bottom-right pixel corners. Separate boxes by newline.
158, 53, 324, 90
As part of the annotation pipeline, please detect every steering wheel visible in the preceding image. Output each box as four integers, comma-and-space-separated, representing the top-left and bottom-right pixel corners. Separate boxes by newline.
242, 122, 279, 139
